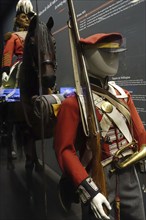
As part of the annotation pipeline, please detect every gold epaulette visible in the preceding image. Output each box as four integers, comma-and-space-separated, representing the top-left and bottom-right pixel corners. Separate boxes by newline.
4, 32, 12, 41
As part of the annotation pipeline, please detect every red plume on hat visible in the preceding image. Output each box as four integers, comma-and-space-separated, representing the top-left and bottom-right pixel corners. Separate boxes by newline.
16, 0, 34, 16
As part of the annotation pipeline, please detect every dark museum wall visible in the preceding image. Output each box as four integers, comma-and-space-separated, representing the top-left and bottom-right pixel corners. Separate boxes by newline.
1, 0, 146, 200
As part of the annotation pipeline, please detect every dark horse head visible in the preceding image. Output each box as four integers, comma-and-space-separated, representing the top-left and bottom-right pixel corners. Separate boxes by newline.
20, 15, 56, 98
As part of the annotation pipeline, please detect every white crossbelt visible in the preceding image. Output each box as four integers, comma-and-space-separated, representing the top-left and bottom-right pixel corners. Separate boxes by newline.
81, 90, 133, 169
93, 93, 132, 143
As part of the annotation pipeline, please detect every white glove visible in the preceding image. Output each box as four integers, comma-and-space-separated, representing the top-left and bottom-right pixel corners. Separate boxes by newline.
78, 177, 111, 219
2, 72, 9, 82
91, 193, 111, 219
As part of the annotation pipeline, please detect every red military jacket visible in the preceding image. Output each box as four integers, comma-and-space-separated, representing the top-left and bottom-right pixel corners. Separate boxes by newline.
2, 32, 26, 68
54, 86, 146, 188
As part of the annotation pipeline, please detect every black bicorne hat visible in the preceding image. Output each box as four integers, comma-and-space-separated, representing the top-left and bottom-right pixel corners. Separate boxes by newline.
15, 0, 35, 17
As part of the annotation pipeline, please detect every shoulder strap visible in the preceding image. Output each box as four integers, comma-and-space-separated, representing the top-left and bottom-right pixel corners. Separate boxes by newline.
108, 81, 128, 99
91, 85, 131, 125
92, 85, 135, 140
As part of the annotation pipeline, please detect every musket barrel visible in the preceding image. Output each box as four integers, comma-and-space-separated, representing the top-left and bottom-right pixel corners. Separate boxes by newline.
67, 0, 100, 135
67, 0, 107, 197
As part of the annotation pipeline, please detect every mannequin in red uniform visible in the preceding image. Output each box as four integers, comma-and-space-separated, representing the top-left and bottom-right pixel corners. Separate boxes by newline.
1, 0, 35, 84
0, 0, 39, 168
54, 33, 146, 220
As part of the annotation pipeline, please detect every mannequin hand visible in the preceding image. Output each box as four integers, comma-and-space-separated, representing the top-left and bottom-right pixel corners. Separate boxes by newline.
77, 177, 111, 219
2, 72, 9, 82
91, 193, 111, 219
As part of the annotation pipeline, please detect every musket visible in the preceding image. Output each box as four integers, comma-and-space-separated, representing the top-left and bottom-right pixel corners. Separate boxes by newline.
67, 0, 107, 196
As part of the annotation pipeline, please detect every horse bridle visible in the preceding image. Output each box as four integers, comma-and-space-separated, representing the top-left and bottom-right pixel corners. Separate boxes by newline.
41, 59, 57, 71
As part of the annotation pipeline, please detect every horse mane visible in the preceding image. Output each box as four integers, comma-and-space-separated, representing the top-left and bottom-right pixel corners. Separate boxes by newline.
23, 20, 54, 67
21, 18, 56, 97
38, 21, 55, 54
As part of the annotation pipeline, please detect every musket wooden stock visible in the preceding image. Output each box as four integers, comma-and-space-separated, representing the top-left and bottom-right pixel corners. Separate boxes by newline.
67, 0, 107, 197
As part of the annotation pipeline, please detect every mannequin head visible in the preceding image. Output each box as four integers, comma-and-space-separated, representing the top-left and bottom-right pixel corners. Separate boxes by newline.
13, 12, 30, 31
13, 0, 35, 31
80, 33, 126, 79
